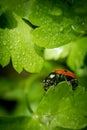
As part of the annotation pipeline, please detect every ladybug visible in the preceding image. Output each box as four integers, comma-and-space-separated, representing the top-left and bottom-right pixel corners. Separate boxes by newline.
43, 69, 78, 91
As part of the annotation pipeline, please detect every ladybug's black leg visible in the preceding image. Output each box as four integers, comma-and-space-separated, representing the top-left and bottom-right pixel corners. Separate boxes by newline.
53, 81, 58, 86
63, 75, 71, 86
60, 74, 65, 81
70, 79, 78, 90
54, 74, 63, 86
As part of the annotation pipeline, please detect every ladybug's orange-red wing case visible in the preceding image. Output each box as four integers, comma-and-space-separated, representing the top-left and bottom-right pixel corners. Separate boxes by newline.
55, 69, 76, 79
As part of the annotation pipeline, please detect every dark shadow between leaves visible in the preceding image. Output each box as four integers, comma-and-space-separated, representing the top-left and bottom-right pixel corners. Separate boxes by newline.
84, 53, 87, 66
0, 99, 17, 114
0, 11, 17, 29
22, 18, 39, 29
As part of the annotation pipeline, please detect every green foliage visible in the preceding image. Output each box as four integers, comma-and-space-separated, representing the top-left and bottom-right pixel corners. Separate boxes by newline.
0, 81, 87, 130
0, 0, 87, 130
0, 12, 43, 73
67, 38, 87, 75
0, 0, 30, 17
29, 0, 87, 48
0, 116, 30, 130
0, 0, 87, 72
37, 82, 87, 129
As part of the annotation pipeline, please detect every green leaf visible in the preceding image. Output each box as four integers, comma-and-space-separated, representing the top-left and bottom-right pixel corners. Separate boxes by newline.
79, 76, 87, 91
0, 12, 43, 73
37, 82, 71, 114
67, 38, 87, 76
0, 0, 30, 17
0, 116, 30, 130
29, 0, 87, 26
32, 18, 78, 48
28, 114, 48, 130
52, 126, 79, 130
0, 116, 49, 130
73, 86, 87, 116
37, 82, 87, 129
28, 0, 87, 48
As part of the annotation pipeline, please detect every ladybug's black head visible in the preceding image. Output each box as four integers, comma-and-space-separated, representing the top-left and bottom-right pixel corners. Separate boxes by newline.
43, 72, 57, 91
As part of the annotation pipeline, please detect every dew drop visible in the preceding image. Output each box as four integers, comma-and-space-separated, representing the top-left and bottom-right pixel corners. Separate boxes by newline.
32, 114, 38, 120
3, 42, 6, 45
14, 63, 17, 68
82, 22, 85, 25
22, 52, 25, 56
10, 46, 12, 49
17, 55, 20, 59
71, 25, 76, 31
60, 27, 63, 32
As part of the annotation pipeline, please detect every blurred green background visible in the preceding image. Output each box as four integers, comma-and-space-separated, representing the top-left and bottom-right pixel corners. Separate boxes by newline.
0, 0, 87, 130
